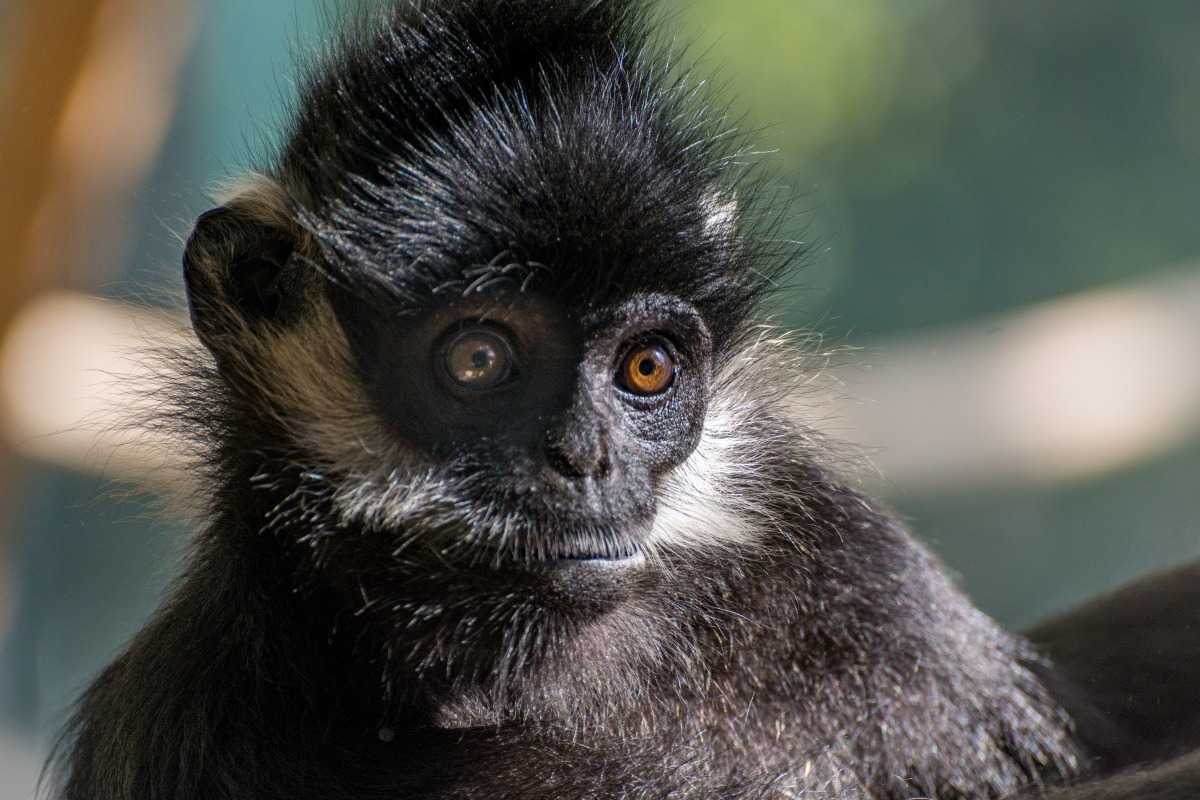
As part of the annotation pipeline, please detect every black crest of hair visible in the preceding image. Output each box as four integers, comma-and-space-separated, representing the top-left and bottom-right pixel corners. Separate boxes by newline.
281, 0, 775, 351
48, 0, 1200, 798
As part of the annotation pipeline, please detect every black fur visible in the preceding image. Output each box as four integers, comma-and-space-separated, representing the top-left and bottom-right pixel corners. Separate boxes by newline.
50, 1, 1200, 798
282, 0, 768, 349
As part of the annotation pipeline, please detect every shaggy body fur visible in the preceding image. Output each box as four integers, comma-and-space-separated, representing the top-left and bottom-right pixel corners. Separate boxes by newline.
51, 1, 1200, 798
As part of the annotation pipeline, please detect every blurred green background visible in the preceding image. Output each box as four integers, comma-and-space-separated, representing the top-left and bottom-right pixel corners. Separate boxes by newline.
1, 0, 1198, 791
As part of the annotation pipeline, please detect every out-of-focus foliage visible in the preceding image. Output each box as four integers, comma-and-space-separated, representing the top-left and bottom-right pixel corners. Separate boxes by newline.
671, 0, 1200, 335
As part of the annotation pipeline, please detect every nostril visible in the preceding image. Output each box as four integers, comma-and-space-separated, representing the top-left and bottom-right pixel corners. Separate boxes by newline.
548, 440, 586, 478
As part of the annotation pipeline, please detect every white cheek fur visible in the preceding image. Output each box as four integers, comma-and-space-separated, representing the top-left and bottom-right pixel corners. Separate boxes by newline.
646, 331, 834, 554
646, 405, 764, 550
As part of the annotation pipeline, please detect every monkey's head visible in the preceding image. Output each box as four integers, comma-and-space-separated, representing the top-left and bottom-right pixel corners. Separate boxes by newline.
179, 0, 799, 693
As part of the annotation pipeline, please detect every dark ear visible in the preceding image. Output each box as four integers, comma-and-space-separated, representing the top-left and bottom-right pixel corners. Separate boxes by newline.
182, 203, 299, 361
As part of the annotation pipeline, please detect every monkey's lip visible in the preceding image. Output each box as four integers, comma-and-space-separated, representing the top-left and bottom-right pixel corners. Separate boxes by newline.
473, 542, 646, 568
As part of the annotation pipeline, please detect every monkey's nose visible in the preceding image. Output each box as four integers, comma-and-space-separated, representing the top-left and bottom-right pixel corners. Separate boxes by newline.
544, 429, 611, 480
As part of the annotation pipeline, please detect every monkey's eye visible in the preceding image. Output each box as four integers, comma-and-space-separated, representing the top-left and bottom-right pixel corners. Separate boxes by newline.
617, 341, 676, 396
443, 328, 515, 390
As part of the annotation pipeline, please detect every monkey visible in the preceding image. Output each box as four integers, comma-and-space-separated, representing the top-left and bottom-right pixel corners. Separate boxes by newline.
48, 0, 1200, 798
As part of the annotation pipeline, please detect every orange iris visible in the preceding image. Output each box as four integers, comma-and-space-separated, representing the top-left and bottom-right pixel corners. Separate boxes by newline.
619, 343, 674, 395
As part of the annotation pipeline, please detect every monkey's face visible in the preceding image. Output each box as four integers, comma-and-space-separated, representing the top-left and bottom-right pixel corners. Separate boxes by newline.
328, 286, 714, 579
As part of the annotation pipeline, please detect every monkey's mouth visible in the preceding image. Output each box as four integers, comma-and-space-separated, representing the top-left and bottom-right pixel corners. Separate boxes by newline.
480, 542, 644, 565
466, 532, 646, 568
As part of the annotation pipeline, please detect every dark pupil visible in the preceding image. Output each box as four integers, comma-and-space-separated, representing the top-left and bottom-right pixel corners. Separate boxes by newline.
638, 358, 656, 376
471, 349, 491, 369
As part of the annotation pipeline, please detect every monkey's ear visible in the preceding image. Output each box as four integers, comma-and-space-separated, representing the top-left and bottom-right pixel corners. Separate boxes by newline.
182, 204, 299, 360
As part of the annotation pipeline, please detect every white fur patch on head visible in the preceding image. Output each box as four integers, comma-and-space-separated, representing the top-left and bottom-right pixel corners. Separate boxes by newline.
701, 188, 738, 239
